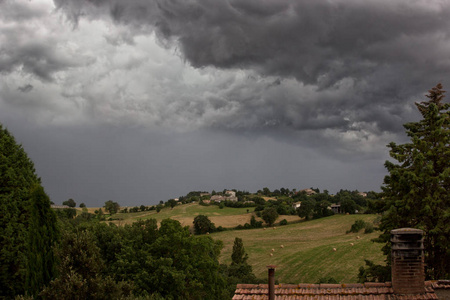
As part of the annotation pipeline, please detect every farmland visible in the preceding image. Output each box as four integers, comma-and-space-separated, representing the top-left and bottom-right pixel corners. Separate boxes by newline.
91, 203, 385, 283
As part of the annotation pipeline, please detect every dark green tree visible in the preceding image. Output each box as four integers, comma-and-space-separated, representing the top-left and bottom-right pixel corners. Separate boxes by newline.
104, 200, 120, 215
63, 198, 76, 207
40, 230, 131, 300
0, 124, 59, 298
261, 207, 278, 226
378, 83, 450, 279
167, 199, 178, 209
112, 219, 226, 299
26, 185, 59, 296
297, 198, 316, 220
231, 237, 248, 265
193, 214, 216, 235
79, 202, 86, 208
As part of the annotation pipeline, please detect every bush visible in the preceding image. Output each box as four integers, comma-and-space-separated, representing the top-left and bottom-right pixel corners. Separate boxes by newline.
364, 223, 374, 234
347, 219, 366, 233
279, 219, 288, 226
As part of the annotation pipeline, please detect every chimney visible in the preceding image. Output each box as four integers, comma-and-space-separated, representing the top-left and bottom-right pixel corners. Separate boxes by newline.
267, 265, 276, 300
391, 228, 425, 295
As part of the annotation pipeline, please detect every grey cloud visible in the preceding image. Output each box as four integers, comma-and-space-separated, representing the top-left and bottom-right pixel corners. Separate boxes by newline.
54, 0, 450, 83
0, 1, 86, 81
17, 84, 33, 93
52, 0, 450, 137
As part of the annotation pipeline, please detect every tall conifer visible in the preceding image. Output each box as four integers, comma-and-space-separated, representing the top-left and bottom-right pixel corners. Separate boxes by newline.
379, 84, 450, 279
0, 124, 58, 297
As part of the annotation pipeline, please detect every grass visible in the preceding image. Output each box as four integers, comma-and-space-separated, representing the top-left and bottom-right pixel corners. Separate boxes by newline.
84, 203, 386, 283
211, 214, 385, 284
107, 203, 282, 228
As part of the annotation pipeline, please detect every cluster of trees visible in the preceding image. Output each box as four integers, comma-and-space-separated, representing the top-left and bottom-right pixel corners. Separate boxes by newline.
360, 84, 450, 281
47, 210, 261, 299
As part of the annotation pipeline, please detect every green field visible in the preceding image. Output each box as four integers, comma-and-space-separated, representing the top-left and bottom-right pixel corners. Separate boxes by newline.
96, 203, 386, 284
212, 214, 385, 284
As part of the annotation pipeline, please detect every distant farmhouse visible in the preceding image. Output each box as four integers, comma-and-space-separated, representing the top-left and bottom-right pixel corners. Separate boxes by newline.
299, 188, 316, 196
210, 190, 238, 202
50, 205, 70, 209
330, 204, 341, 214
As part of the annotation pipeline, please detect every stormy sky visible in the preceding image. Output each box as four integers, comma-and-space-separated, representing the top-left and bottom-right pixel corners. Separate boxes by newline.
1, 0, 449, 206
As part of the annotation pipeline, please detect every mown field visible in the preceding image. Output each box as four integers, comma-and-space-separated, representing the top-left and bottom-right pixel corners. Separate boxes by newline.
212, 214, 385, 284
82, 203, 386, 284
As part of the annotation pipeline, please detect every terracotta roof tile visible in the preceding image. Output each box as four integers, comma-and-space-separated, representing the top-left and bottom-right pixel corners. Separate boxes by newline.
232, 282, 439, 300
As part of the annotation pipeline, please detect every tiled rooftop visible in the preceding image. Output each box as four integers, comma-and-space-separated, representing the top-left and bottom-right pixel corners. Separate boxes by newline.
232, 282, 442, 300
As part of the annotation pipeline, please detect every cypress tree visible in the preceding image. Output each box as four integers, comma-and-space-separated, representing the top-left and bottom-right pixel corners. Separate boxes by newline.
0, 124, 58, 297
379, 84, 450, 279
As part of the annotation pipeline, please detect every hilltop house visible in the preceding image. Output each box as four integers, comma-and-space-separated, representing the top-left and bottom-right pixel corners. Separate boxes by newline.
299, 188, 316, 196
233, 228, 450, 300
210, 194, 238, 202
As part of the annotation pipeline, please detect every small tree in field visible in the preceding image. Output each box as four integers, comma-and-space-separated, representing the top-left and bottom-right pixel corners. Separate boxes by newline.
193, 215, 216, 235
231, 238, 248, 265
63, 198, 76, 207
377, 83, 450, 279
261, 207, 278, 226
104, 200, 120, 215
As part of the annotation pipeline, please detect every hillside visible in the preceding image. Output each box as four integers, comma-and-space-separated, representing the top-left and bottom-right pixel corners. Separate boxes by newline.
212, 214, 385, 284
90, 203, 385, 284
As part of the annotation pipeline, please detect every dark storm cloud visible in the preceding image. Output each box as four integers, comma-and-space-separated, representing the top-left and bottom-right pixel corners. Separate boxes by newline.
53, 0, 450, 136
0, 1, 84, 81
54, 0, 450, 82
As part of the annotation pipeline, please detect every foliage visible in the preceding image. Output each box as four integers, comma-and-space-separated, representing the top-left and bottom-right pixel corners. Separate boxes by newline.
62, 198, 76, 208
40, 230, 131, 300
231, 238, 248, 265
297, 198, 316, 220
26, 186, 59, 296
167, 199, 177, 209
364, 223, 374, 234
357, 260, 391, 283
279, 219, 288, 226
193, 214, 216, 235
104, 200, 120, 215
347, 220, 366, 233
79, 202, 86, 208
312, 201, 334, 219
222, 238, 258, 298
261, 207, 278, 226
0, 124, 58, 298
377, 84, 450, 279
113, 219, 227, 299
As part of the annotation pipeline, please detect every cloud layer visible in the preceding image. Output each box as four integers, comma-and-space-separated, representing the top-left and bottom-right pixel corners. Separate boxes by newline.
1, 0, 449, 204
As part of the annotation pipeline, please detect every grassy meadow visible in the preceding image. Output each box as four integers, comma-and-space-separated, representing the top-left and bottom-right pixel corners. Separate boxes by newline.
83, 203, 386, 284
212, 214, 385, 284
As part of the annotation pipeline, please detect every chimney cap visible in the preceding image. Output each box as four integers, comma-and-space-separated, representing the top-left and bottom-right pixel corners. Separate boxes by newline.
391, 228, 423, 235
267, 265, 277, 269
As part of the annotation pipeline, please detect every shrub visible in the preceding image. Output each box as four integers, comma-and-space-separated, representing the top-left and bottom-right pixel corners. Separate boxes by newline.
364, 223, 374, 234
347, 219, 366, 233
279, 219, 288, 226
